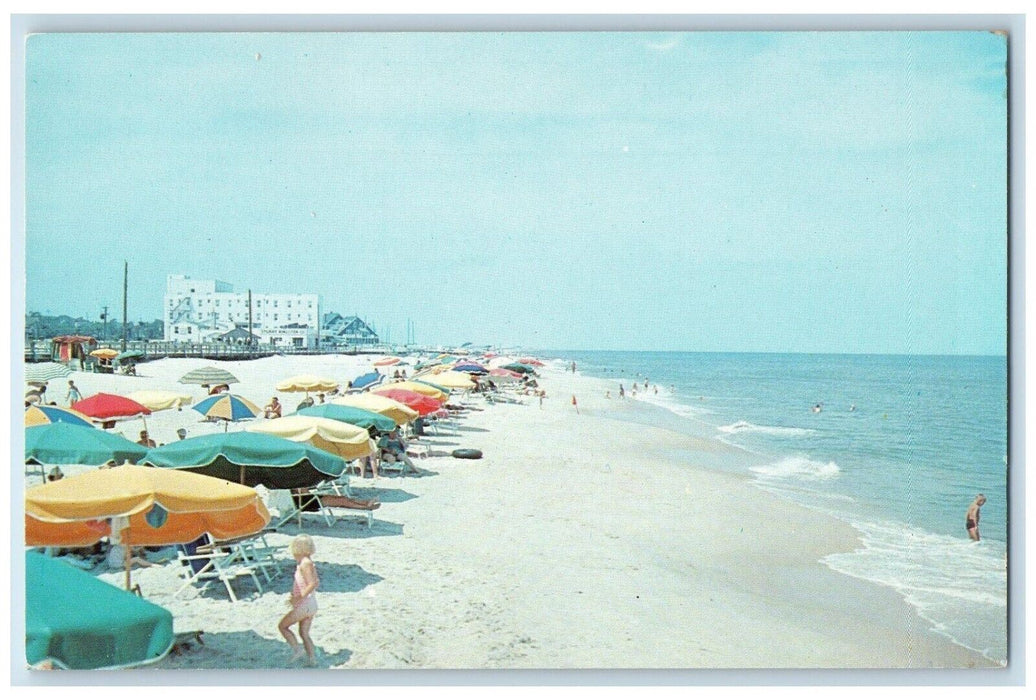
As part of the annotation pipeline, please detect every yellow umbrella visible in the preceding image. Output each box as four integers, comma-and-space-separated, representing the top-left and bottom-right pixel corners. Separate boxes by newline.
275, 375, 340, 394
417, 370, 475, 390
24, 405, 92, 427
246, 416, 375, 461
126, 390, 194, 412
373, 381, 448, 402
90, 348, 119, 360
26, 465, 270, 589
331, 393, 419, 426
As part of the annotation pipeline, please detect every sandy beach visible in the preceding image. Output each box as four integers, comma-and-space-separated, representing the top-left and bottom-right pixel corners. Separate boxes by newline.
26, 354, 994, 670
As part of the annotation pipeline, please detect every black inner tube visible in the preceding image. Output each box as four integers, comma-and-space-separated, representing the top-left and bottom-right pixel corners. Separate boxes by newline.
452, 448, 483, 459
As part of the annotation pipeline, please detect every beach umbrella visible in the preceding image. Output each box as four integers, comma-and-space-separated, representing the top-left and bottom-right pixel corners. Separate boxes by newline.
178, 366, 240, 386
246, 415, 375, 461
453, 362, 488, 375
275, 374, 339, 395
410, 378, 453, 395
350, 371, 384, 391
142, 431, 347, 489
297, 404, 396, 432
25, 423, 147, 468
26, 550, 174, 670
90, 348, 119, 360
72, 393, 152, 422
517, 357, 546, 366
26, 464, 270, 590
375, 380, 448, 402
501, 363, 536, 374
115, 350, 145, 362
24, 362, 73, 383
372, 388, 443, 416
191, 393, 261, 428
331, 393, 419, 426
127, 390, 193, 412
24, 405, 93, 428
418, 370, 476, 390
487, 356, 516, 368
488, 368, 523, 383
373, 356, 401, 367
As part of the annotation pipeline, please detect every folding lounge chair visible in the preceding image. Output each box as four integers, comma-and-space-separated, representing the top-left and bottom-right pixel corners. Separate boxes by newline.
282, 486, 380, 529
173, 536, 264, 602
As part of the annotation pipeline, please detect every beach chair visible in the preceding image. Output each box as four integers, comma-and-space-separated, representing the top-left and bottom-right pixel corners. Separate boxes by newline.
218, 532, 288, 584
280, 486, 380, 529
173, 537, 264, 603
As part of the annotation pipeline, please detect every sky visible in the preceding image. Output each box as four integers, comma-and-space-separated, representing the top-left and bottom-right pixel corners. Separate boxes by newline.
22, 31, 1007, 354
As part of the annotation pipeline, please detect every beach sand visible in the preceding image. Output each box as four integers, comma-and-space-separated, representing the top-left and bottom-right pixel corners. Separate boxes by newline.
27, 355, 994, 669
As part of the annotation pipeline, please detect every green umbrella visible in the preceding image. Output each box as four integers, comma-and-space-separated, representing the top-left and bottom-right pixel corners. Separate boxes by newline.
25, 550, 174, 670
141, 431, 347, 489
25, 423, 148, 468
501, 363, 536, 374
296, 404, 396, 432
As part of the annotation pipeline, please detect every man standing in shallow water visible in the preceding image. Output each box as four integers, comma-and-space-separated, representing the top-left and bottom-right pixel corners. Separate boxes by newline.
966, 494, 987, 541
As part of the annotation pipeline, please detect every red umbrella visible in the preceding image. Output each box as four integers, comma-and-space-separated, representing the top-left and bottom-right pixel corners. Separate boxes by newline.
489, 368, 522, 378
518, 357, 546, 366
371, 388, 443, 416
72, 393, 152, 422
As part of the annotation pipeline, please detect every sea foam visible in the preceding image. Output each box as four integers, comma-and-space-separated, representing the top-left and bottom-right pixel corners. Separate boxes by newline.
823, 518, 1007, 664
750, 456, 841, 481
718, 420, 815, 437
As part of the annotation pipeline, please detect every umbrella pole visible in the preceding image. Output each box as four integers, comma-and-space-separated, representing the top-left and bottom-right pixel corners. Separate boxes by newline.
240, 464, 245, 484
124, 534, 132, 591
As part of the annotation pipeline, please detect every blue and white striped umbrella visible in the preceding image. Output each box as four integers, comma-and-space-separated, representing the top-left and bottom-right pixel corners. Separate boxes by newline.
192, 394, 261, 423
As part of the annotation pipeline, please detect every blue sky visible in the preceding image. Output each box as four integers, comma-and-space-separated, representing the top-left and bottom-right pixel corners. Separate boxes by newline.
23, 31, 1007, 353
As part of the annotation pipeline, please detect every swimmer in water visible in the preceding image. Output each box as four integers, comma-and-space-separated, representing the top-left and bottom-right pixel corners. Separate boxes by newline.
812, 403, 822, 413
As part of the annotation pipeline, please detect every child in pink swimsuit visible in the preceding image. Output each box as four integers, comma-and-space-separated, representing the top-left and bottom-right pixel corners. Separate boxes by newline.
278, 534, 320, 665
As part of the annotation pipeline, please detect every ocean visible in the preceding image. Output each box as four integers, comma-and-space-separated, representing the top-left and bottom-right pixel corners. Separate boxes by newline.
535, 350, 1008, 665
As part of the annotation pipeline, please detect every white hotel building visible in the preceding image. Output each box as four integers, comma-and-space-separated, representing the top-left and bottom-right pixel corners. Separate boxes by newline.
163, 275, 320, 349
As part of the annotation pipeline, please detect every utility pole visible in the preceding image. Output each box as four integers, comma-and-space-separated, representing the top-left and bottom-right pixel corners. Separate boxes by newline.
102, 305, 109, 340
248, 289, 253, 347
121, 261, 128, 352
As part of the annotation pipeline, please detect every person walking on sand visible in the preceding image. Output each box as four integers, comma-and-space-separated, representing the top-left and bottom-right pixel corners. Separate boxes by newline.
571, 395, 579, 414
65, 380, 82, 406
571, 361, 577, 374
966, 494, 987, 541
619, 384, 625, 399
279, 534, 320, 666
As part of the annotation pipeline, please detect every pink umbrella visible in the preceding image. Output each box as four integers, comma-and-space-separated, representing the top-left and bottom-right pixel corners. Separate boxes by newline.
489, 368, 522, 379
373, 357, 401, 367
371, 388, 443, 416
518, 357, 546, 366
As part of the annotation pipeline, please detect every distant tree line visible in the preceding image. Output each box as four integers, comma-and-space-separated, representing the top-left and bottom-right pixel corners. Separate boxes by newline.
25, 311, 163, 341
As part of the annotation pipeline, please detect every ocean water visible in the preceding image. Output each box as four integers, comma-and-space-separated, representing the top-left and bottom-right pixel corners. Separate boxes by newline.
536, 350, 1008, 664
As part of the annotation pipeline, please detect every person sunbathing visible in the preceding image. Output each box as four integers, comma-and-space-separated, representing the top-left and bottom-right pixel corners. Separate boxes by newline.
264, 397, 282, 418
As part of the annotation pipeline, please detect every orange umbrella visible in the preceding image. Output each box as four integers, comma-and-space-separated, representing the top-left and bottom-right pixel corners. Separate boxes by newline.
26, 465, 269, 590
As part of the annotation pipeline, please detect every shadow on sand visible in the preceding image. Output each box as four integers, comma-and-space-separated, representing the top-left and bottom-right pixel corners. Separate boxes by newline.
276, 518, 405, 540
156, 629, 353, 670
349, 486, 419, 503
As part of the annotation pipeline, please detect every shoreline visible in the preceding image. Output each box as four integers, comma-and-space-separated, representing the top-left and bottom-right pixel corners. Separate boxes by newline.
28, 355, 995, 669
548, 363, 1004, 667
